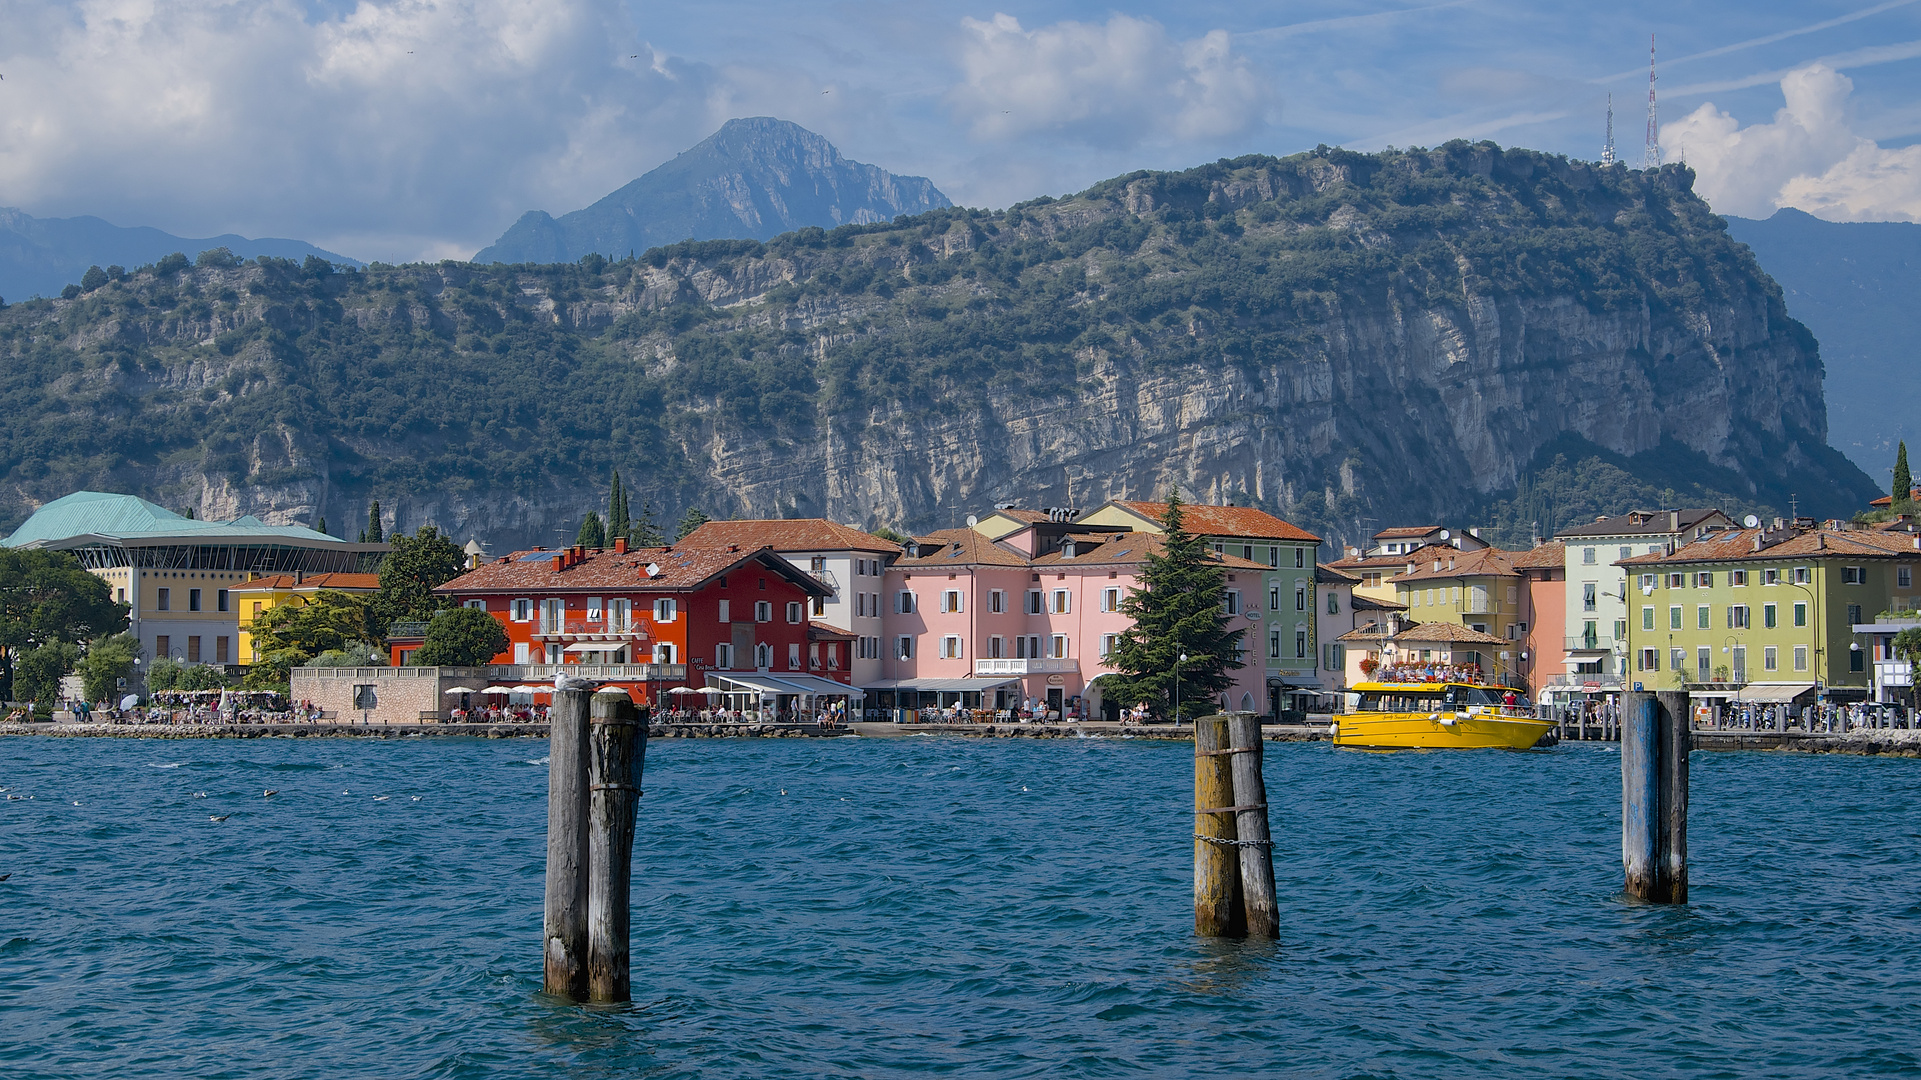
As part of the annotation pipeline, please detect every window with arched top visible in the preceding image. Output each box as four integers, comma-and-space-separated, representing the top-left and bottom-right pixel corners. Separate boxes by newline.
754, 643, 772, 668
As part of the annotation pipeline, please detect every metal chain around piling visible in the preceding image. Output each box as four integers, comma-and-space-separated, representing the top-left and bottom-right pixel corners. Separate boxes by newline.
1193, 834, 1275, 849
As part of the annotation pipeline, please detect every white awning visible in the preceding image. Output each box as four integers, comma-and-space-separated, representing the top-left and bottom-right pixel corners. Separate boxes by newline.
862, 677, 1022, 693
706, 672, 867, 700
1731, 683, 1815, 703
562, 641, 628, 653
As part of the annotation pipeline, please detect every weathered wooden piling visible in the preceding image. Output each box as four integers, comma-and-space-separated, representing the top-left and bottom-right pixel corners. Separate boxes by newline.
1193, 714, 1246, 938
1621, 690, 1689, 902
1225, 712, 1279, 939
587, 694, 647, 1003
543, 689, 591, 998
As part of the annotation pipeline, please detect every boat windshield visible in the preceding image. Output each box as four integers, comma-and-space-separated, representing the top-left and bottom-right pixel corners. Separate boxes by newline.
1358, 685, 1506, 712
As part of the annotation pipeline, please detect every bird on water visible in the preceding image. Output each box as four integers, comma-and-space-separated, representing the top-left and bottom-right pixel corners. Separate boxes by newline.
209, 815, 230, 822
262, 789, 278, 798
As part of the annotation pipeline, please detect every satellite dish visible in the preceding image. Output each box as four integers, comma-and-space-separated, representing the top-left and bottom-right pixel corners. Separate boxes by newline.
645, 563, 660, 577
1743, 514, 1761, 529
966, 515, 978, 527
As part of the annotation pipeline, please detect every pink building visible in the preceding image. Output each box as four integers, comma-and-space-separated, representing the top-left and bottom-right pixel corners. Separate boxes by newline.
873, 527, 1268, 720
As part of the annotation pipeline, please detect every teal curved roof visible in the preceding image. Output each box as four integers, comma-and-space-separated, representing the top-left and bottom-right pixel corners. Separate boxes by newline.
3, 491, 349, 548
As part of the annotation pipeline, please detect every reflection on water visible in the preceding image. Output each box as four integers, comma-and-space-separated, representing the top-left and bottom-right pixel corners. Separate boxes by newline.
1, 737, 1918, 1079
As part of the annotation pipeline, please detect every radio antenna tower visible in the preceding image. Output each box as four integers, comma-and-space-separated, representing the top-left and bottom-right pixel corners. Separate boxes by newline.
1643, 34, 1660, 168
1602, 93, 1616, 165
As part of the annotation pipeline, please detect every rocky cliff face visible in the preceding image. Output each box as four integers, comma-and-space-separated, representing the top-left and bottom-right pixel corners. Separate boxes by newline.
0, 144, 1874, 550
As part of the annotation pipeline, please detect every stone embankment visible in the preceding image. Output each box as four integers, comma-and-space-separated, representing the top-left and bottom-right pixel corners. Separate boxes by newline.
0, 720, 1334, 741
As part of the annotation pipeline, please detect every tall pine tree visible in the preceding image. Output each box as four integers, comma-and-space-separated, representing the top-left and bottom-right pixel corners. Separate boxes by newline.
1896, 441, 1913, 507
633, 501, 664, 547
1103, 492, 1244, 721
675, 506, 711, 542
363, 500, 384, 544
316, 515, 328, 536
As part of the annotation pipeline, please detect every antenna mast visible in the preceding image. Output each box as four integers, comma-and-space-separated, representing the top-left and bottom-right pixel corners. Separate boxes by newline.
1602, 93, 1615, 165
1643, 34, 1660, 168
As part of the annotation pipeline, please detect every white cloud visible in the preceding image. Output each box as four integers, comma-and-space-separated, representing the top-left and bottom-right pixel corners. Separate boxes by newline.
0, 0, 871, 261
948, 13, 1273, 148
1664, 63, 1921, 222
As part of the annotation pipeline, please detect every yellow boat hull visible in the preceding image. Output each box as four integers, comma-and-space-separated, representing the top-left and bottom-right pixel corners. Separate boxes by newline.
1332, 710, 1554, 749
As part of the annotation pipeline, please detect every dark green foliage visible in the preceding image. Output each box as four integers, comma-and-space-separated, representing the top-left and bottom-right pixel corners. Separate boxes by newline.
79, 631, 138, 702
1895, 441, 1912, 504
154, 252, 189, 275
147, 657, 228, 692
80, 266, 108, 292
675, 506, 710, 542
363, 501, 383, 545
412, 607, 509, 666
632, 502, 663, 547
60, 284, 80, 300
0, 548, 127, 701
195, 247, 241, 269
316, 515, 328, 536
608, 471, 629, 545
1475, 438, 1778, 549
370, 525, 465, 639
16, 641, 80, 705
577, 510, 606, 548
1102, 494, 1244, 721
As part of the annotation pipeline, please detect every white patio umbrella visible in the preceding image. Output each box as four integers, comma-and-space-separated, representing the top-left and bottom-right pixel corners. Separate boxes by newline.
480, 685, 517, 694
666, 686, 713, 695
442, 686, 480, 695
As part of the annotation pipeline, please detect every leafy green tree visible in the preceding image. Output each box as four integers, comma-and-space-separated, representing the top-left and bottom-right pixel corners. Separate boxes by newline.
412, 607, 509, 666
80, 632, 139, 702
195, 247, 241, 269
244, 589, 375, 690
0, 549, 127, 701
870, 526, 909, 545
16, 641, 81, 706
310, 642, 386, 667
577, 510, 607, 548
369, 525, 465, 638
675, 506, 711, 542
147, 656, 184, 692
1102, 493, 1245, 721
1893, 628, 1921, 704
1896, 441, 1913, 508
633, 501, 664, 547
80, 265, 109, 292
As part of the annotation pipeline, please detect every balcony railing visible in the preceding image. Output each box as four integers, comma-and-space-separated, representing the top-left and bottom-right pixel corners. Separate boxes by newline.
1456, 598, 1492, 614
534, 617, 644, 638
1565, 635, 1616, 652
1542, 673, 1625, 688
489, 663, 687, 681
974, 658, 1076, 675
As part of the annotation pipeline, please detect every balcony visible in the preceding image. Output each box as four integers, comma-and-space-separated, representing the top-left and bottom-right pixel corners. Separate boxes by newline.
533, 617, 646, 641
974, 658, 1076, 676
1456, 598, 1492, 615
808, 568, 840, 595
1542, 672, 1625, 689
1565, 635, 1616, 653
490, 663, 687, 682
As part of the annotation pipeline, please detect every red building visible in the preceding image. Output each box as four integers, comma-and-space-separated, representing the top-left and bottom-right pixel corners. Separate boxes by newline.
421, 538, 842, 706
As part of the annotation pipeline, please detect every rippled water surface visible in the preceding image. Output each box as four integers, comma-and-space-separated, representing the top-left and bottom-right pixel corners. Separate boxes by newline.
3, 735, 1919, 1079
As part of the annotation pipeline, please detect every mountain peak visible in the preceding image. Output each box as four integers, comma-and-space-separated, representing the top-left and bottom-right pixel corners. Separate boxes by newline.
475, 118, 950, 264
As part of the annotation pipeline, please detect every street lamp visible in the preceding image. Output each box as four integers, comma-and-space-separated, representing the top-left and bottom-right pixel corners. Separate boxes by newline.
1172, 653, 1185, 723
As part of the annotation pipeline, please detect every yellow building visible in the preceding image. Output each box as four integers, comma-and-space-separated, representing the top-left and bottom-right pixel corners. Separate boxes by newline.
231, 572, 382, 664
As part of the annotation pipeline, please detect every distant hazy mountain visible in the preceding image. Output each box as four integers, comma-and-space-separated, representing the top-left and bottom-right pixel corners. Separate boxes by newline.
1726, 208, 1921, 480
476, 117, 951, 264
0, 208, 359, 304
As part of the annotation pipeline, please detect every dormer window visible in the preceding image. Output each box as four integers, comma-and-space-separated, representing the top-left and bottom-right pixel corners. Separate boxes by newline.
1062, 542, 1076, 558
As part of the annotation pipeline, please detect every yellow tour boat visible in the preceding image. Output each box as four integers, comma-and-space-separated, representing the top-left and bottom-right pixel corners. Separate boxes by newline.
1334, 681, 1555, 749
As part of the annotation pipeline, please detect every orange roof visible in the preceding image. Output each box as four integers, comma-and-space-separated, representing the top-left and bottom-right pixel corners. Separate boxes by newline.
1391, 621, 1510, 645
1372, 525, 1441, 539
807, 621, 857, 641
230, 572, 381, 592
682, 518, 903, 555
896, 528, 1029, 568
1031, 531, 1267, 570
1393, 547, 1523, 582
1870, 487, 1921, 508
1324, 542, 1453, 573
1109, 500, 1320, 542
436, 543, 831, 595
1619, 527, 1921, 566
1510, 542, 1566, 569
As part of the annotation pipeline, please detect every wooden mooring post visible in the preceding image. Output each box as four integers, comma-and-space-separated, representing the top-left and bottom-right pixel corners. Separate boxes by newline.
1621, 689, 1689, 902
543, 689, 591, 998
1195, 712, 1274, 938
587, 694, 647, 1003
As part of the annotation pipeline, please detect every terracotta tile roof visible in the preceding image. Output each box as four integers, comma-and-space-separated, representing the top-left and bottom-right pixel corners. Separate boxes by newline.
1869, 488, 1921, 508
1510, 542, 1566, 569
682, 518, 903, 555
230, 572, 381, 592
1393, 547, 1523, 582
436, 543, 830, 595
1619, 527, 1921, 566
1336, 621, 1400, 643
988, 508, 1052, 523
1392, 621, 1510, 645
1324, 543, 1453, 573
1373, 525, 1442, 539
1106, 500, 1321, 542
807, 621, 857, 641
896, 528, 1030, 568
1555, 508, 1726, 539
1031, 531, 1267, 570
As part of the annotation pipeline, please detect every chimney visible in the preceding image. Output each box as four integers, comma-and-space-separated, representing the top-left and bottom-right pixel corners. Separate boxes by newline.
1669, 510, 1679, 531
552, 555, 565, 573
614, 537, 628, 554
1816, 534, 1826, 550
295, 569, 304, 586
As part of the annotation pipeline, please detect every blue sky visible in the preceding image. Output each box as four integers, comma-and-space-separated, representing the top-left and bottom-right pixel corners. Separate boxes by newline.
4, 0, 1920, 261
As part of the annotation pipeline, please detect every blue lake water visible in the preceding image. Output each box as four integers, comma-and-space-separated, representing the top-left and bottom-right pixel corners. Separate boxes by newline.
2, 735, 1918, 1079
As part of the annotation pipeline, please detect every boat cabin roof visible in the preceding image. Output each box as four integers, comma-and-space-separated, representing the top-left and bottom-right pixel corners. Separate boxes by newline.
1352, 681, 1511, 693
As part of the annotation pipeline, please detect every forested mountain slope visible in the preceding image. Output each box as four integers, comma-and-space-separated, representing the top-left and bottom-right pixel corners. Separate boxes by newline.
0, 142, 1875, 550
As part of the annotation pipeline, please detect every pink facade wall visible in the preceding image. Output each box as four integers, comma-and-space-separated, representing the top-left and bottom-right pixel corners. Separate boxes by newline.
1524, 570, 1568, 695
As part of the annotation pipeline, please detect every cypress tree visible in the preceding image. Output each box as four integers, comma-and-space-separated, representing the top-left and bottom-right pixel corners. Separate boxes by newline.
675, 506, 711, 542
608, 470, 630, 545
1896, 441, 1913, 507
316, 515, 328, 536
1103, 491, 1245, 721
365, 500, 384, 544
577, 511, 606, 548
633, 501, 664, 547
